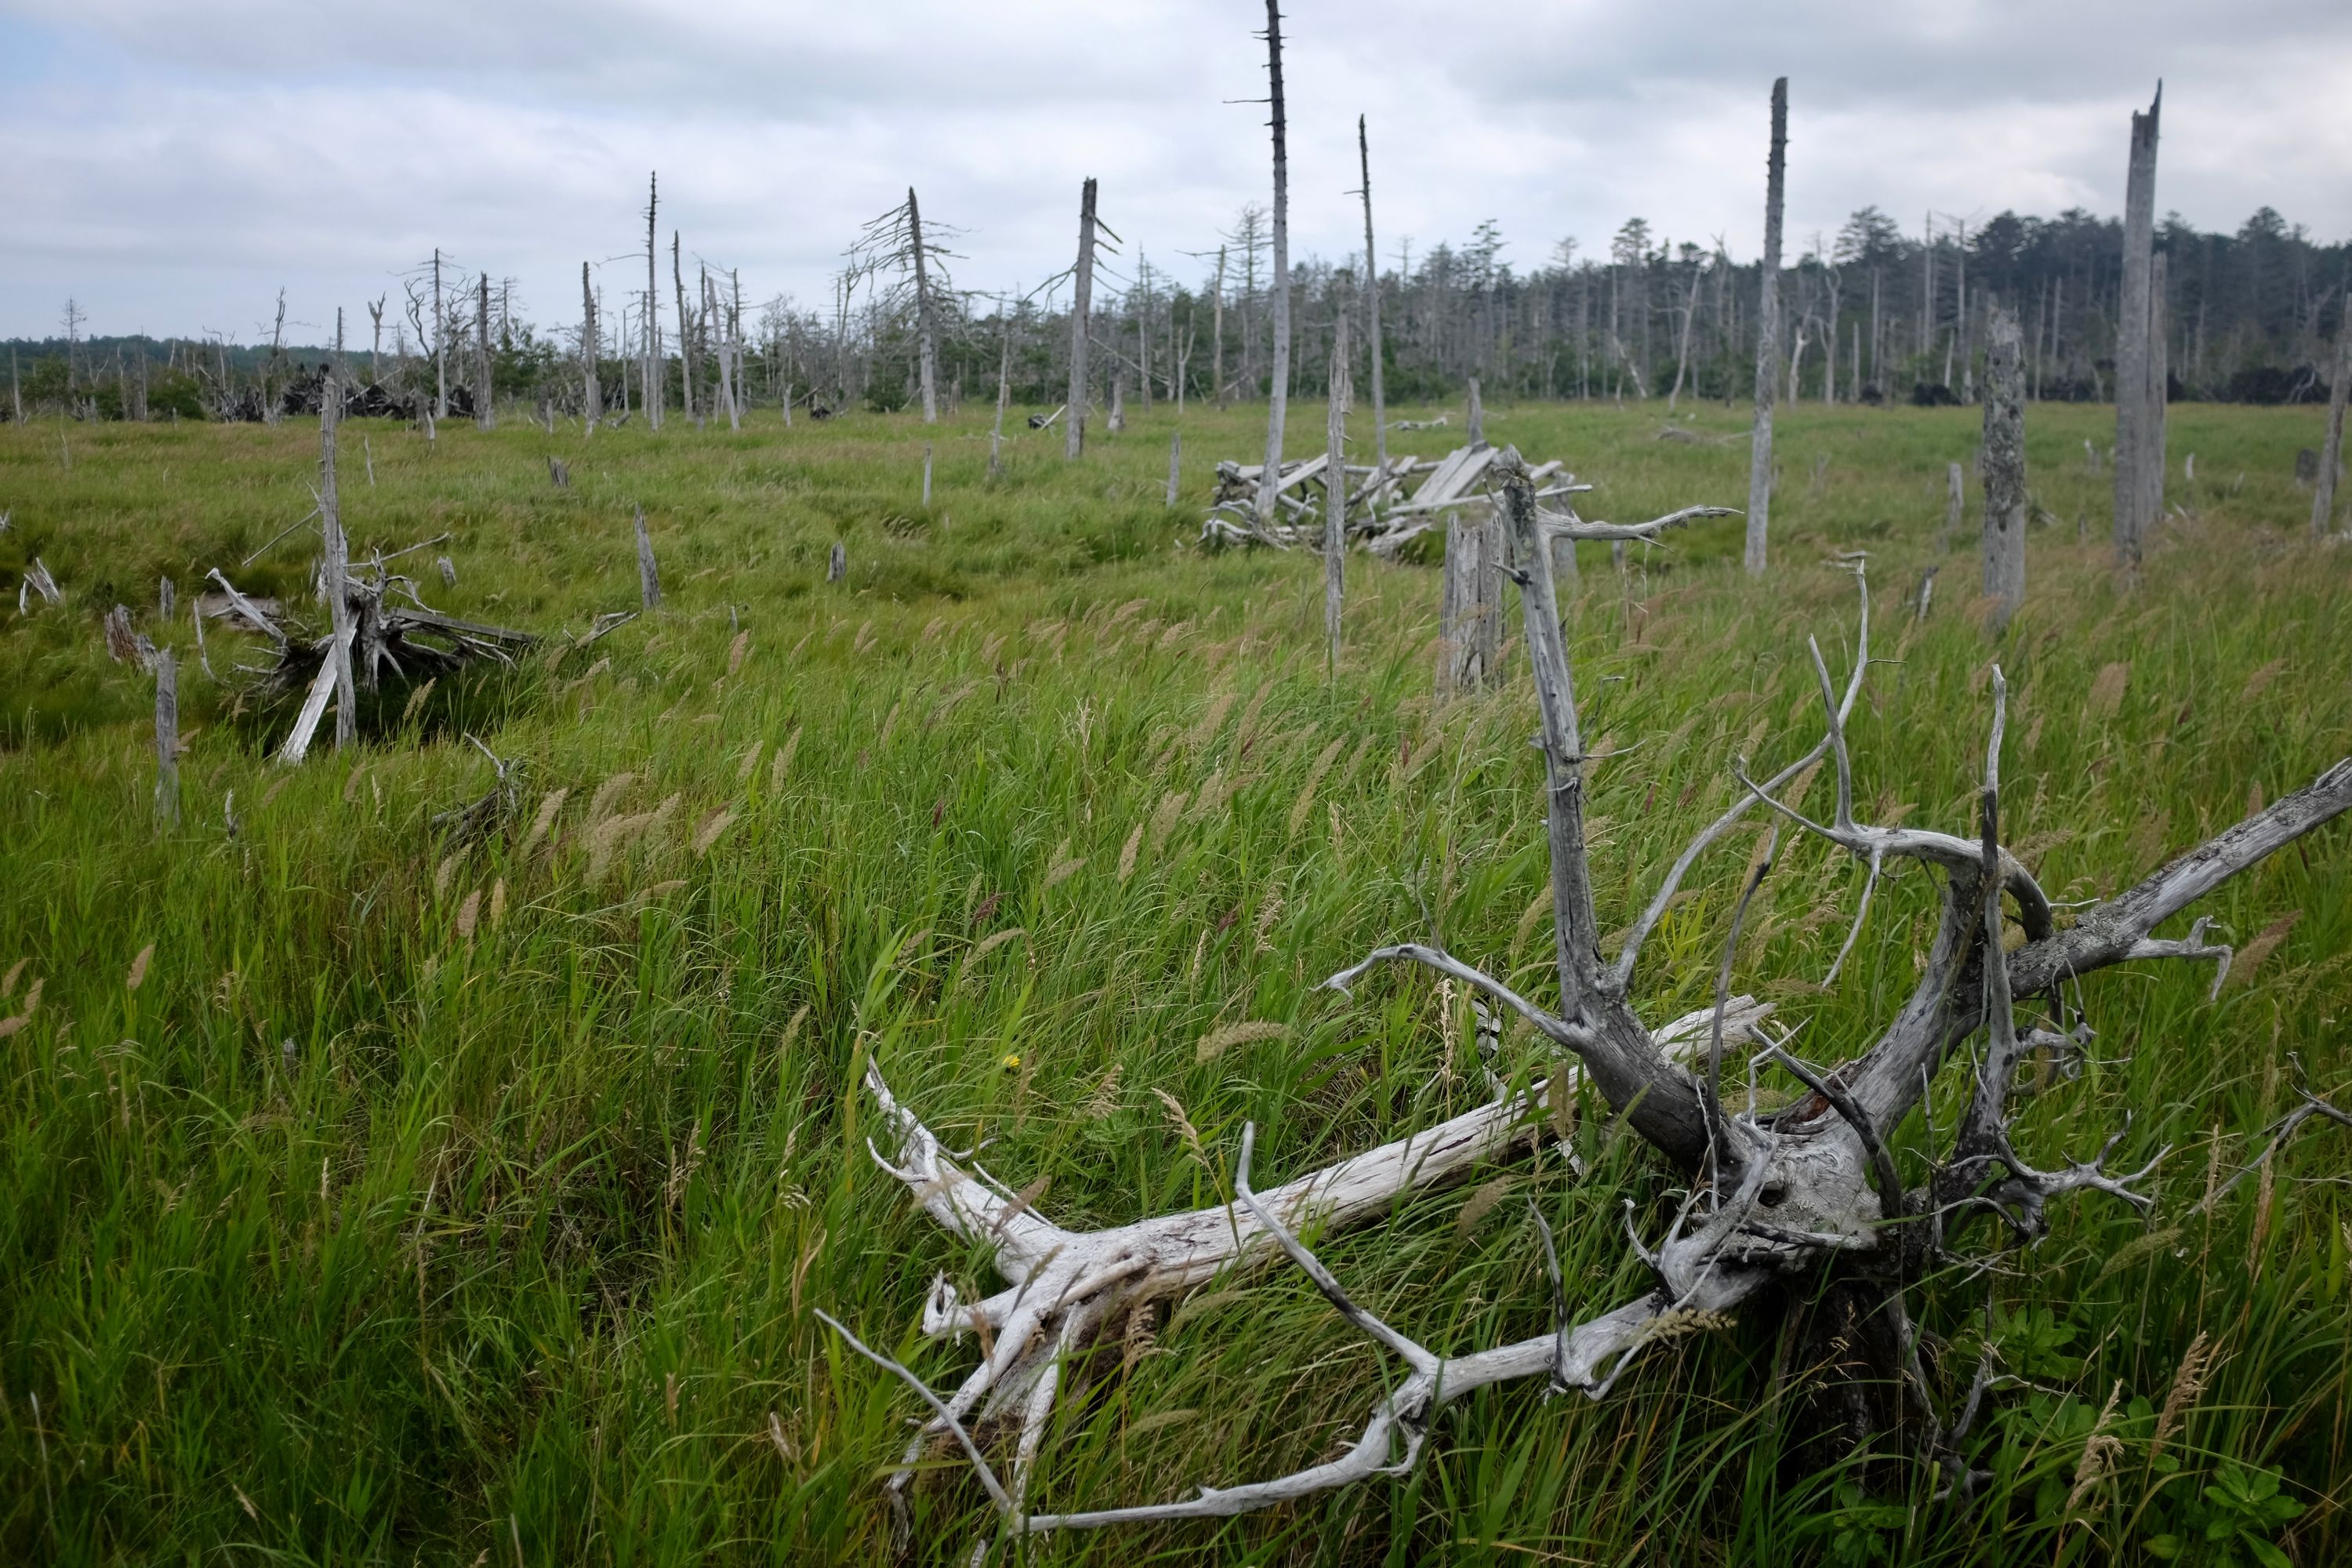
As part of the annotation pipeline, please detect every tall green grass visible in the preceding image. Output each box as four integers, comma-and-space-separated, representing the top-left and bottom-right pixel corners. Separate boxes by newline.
1, 396, 2347, 1563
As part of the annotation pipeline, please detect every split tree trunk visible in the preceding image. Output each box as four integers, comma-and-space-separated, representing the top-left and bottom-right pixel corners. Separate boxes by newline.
1324, 313, 1348, 670
1465, 377, 1484, 445
2315, 332, 2351, 536
1745, 78, 1788, 577
673, 233, 698, 424
1358, 116, 1388, 479
475, 274, 495, 430
2113, 84, 2161, 569
1436, 513, 1501, 697
1254, 0, 1292, 531
1980, 304, 2027, 630
909, 187, 939, 423
2147, 249, 2169, 525
1067, 178, 1098, 460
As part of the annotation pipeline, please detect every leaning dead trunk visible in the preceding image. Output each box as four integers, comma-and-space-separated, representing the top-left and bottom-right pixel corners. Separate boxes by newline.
1067, 178, 1098, 460
1358, 116, 1388, 479
1323, 314, 1348, 670
2113, 84, 2161, 569
1254, 0, 1292, 532
1980, 304, 2027, 630
1745, 78, 1788, 577
2315, 332, 2351, 537
474, 273, 495, 430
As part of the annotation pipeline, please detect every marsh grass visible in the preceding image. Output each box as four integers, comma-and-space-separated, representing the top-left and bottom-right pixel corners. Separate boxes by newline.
0, 396, 2347, 1563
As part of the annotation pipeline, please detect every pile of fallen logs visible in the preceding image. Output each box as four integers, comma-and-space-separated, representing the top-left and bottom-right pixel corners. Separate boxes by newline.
1201, 442, 1584, 555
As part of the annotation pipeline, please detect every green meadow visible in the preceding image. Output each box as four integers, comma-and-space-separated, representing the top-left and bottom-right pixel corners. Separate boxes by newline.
1, 395, 2347, 1564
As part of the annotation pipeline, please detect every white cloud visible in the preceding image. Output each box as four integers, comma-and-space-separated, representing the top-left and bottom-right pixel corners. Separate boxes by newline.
1, 0, 2346, 339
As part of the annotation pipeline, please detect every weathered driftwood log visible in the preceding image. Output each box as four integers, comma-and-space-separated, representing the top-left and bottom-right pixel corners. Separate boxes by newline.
836, 447, 2351, 1544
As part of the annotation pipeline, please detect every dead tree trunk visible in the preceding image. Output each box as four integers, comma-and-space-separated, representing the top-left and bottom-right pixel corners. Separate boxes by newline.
153, 650, 178, 827
673, 232, 699, 425
475, 274, 495, 430
320, 361, 356, 750
2147, 249, 2169, 526
909, 187, 940, 423
1211, 246, 1228, 410
1324, 313, 1348, 670
1108, 376, 1125, 434
1436, 511, 1501, 697
2315, 332, 2350, 536
991, 312, 1011, 477
432, 249, 448, 422
582, 263, 601, 432
1358, 116, 1388, 480
1067, 178, 1098, 460
1167, 430, 1182, 506
644, 172, 663, 431
1980, 304, 2027, 630
2113, 84, 2161, 569
1465, 376, 1484, 445
1943, 462, 1964, 552
1668, 256, 1704, 412
635, 505, 662, 609
1254, 0, 1292, 532
1745, 78, 1788, 576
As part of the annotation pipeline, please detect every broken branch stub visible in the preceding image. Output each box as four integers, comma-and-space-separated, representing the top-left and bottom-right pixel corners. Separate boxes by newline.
838, 450, 2351, 1540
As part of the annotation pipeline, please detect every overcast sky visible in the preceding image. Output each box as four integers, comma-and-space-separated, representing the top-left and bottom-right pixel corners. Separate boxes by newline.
4, 0, 2349, 343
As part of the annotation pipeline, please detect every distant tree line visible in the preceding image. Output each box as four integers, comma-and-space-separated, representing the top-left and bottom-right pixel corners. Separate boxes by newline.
6, 201, 2344, 424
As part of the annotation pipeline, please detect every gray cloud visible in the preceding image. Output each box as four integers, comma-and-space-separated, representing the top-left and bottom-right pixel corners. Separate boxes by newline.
2, 0, 2346, 340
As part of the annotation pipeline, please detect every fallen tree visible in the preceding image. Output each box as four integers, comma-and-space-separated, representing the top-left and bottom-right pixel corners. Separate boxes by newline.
836, 448, 2352, 1548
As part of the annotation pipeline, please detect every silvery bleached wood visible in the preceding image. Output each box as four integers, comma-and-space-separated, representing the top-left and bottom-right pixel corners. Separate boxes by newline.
474, 273, 495, 430
2148, 249, 2169, 526
634, 505, 661, 609
1980, 304, 2027, 630
159, 576, 174, 622
1746, 78, 1788, 576
582, 263, 601, 432
1324, 310, 1348, 667
2315, 332, 2350, 536
2114, 84, 2161, 568
431, 250, 448, 421
922, 443, 933, 508
827, 541, 846, 584
1358, 115, 1388, 478
1166, 429, 1181, 506
841, 442, 2351, 1537
319, 358, 356, 749
153, 650, 178, 827
1106, 376, 1124, 434
1254, 0, 1292, 532
1944, 460, 1964, 552
1066, 178, 1098, 460
1668, 252, 1704, 412
1465, 376, 1483, 445
672, 232, 698, 425
275, 627, 353, 767
1434, 509, 1501, 695
1210, 245, 1228, 409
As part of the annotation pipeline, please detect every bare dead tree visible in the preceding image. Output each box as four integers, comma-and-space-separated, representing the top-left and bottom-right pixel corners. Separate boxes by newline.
2114, 84, 2161, 569
1981, 304, 2027, 630
475, 273, 495, 430
1944, 461, 1965, 553
833, 450, 2350, 1545
1357, 115, 1388, 479
582, 263, 601, 433
853, 190, 956, 425
431, 252, 448, 422
1211, 245, 1229, 409
644, 173, 663, 431
2315, 332, 2350, 536
1254, 0, 1293, 532
1466, 376, 1484, 445
673, 232, 699, 426
318, 353, 356, 751
1323, 311, 1348, 669
2148, 249, 2169, 525
1067, 178, 1100, 460
1668, 249, 1705, 413
1167, 429, 1181, 506
1746, 78, 1788, 576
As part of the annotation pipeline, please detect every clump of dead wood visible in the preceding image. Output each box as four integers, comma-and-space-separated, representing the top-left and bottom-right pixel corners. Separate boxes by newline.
833, 450, 2352, 1551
